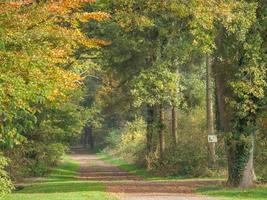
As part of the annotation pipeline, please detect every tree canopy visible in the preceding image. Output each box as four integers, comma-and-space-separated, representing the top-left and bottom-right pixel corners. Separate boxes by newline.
0, 1, 266, 198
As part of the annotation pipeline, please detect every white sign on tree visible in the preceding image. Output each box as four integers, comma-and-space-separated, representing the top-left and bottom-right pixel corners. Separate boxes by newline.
208, 135, 217, 143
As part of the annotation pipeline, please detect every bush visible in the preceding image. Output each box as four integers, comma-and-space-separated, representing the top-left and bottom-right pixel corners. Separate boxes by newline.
152, 112, 209, 176
148, 108, 208, 176
25, 142, 67, 176
45, 143, 67, 166
7, 142, 67, 179
255, 113, 267, 182
104, 129, 122, 149
155, 142, 208, 177
107, 117, 147, 166
255, 142, 267, 182
0, 153, 13, 199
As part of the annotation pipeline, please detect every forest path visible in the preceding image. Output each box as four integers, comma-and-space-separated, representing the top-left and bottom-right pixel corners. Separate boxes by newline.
70, 148, 221, 200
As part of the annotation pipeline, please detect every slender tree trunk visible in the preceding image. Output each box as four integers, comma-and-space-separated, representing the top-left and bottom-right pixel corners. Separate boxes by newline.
83, 130, 88, 147
80, 132, 85, 147
171, 106, 177, 145
83, 125, 93, 148
159, 105, 165, 159
206, 54, 216, 168
146, 105, 154, 169
88, 126, 94, 150
171, 65, 179, 145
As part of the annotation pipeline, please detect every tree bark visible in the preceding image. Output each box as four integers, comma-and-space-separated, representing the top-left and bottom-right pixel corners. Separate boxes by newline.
171, 106, 178, 145
146, 105, 154, 169
226, 136, 255, 188
83, 125, 94, 149
239, 136, 255, 188
206, 54, 216, 168
82, 129, 88, 147
214, 60, 254, 188
158, 105, 165, 159
88, 126, 94, 150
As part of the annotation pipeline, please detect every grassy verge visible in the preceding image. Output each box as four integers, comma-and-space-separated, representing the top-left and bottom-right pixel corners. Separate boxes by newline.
197, 185, 267, 200
3, 155, 117, 200
97, 152, 224, 182
98, 153, 152, 178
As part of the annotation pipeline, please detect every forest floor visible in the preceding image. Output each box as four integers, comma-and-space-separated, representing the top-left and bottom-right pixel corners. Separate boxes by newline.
4, 148, 267, 200
95, 150, 267, 200
72, 148, 221, 200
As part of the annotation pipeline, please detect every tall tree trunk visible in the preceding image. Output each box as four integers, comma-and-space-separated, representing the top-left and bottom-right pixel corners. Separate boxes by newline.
146, 105, 154, 169
171, 66, 179, 145
88, 126, 94, 150
83, 125, 94, 149
82, 128, 88, 147
171, 106, 177, 145
239, 135, 255, 188
226, 136, 255, 188
215, 61, 254, 188
80, 132, 85, 147
206, 54, 216, 168
158, 105, 165, 159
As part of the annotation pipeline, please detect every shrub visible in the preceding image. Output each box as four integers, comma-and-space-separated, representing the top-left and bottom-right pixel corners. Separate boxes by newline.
255, 115, 267, 182
25, 142, 67, 176
104, 129, 122, 149
7, 142, 67, 179
109, 117, 147, 166
0, 153, 13, 199
155, 142, 208, 177
149, 108, 208, 176
45, 143, 67, 167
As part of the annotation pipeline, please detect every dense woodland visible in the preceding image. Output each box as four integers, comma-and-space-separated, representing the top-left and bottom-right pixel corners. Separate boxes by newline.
0, 0, 266, 198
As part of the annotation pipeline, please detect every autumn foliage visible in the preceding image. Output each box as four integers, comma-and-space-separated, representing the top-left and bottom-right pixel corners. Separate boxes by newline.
0, 0, 110, 170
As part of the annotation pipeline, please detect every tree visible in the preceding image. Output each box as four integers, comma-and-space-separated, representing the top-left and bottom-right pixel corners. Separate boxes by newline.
84, 0, 266, 187
188, 0, 265, 187
0, 0, 109, 146
0, 0, 109, 193
206, 54, 216, 168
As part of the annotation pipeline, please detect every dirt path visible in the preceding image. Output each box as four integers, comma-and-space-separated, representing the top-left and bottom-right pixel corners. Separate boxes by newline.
70, 148, 221, 200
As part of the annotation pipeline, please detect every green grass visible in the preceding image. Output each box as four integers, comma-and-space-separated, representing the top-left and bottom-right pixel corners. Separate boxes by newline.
3, 156, 117, 200
98, 153, 152, 178
98, 152, 224, 182
197, 185, 267, 200
46, 156, 80, 182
